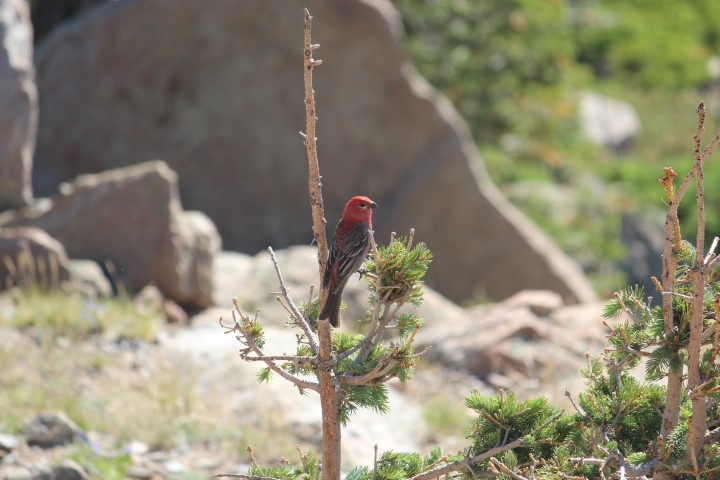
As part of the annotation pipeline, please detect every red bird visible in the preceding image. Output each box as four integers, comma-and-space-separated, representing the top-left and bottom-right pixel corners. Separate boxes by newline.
319, 195, 378, 327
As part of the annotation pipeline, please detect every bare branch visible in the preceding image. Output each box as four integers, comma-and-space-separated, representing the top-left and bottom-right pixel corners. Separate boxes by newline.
490, 457, 530, 480
244, 354, 314, 364
704, 237, 718, 265
710, 294, 720, 366
701, 128, 720, 163
232, 300, 319, 392
659, 167, 684, 442
214, 474, 281, 480
565, 390, 586, 417
302, 8, 328, 290
268, 247, 318, 354
686, 103, 709, 465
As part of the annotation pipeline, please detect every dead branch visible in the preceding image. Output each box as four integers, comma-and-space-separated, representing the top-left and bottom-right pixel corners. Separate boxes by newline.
490, 457, 530, 480
231, 301, 319, 392
214, 474, 281, 479
302, 7, 328, 287
686, 103, 710, 465
268, 246, 318, 353
300, 10, 341, 479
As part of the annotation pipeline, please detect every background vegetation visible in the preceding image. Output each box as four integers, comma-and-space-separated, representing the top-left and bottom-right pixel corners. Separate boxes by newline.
394, 0, 720, 294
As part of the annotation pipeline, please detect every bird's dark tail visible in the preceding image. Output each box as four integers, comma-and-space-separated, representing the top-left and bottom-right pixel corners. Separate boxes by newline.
319, 292, 341, 327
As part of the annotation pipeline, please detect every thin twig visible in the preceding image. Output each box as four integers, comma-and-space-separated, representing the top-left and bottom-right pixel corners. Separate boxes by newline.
214, 475, 281, 479
243, 354, 315, 364
701, 129, 720, 163
302, 8, 328, 287
268, 247, 318, 354
373, 444, 378, 480
704, 237, 719, 265
232, 301, 319, 392
490, 457, 530, 480
565, 390, 586, 417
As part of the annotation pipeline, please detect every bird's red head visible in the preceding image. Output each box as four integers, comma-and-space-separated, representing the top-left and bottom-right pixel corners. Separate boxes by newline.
342, 195, 377, 227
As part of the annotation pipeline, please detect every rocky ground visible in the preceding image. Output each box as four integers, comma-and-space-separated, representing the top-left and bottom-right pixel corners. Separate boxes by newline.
0, 248, 612, 479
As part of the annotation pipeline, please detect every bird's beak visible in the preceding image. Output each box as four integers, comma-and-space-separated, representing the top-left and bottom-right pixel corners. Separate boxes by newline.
369, 201, 378, 209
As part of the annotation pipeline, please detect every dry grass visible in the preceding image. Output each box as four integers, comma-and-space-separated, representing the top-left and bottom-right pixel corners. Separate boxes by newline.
0, 289, 299, 464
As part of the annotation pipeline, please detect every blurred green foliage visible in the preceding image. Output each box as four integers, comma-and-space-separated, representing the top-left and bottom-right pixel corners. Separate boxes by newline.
396, 0, 582, 155
394, 0, 720, 295
573, 0, 720, 89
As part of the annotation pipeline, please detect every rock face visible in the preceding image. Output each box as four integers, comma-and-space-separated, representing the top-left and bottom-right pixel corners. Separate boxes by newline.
0, 226, 71, 290
417, 290, 609, 397
33, 0, 595, 305
619, 213, 663, 294
0, 161, 220, 307
0, 0, 37, 210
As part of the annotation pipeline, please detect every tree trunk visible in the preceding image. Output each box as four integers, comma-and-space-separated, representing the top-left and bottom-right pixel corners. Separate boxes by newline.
318, 319, 341, 479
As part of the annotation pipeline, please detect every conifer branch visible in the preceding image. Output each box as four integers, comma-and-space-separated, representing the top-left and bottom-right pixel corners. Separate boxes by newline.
409, 412, 562, 480
227, 302, 319, 392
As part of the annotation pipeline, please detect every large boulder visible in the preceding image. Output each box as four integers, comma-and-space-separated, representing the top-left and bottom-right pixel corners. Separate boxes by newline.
0, 161, 220, 307
0, 0, 37, 210
417, 290, 609, 399
33, 0, 595, 305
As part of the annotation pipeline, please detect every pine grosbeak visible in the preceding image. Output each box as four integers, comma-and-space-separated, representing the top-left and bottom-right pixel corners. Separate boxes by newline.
319, 195, 377, 327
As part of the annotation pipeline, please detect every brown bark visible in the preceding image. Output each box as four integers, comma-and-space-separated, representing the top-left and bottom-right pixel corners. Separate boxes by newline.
317, 318, 341, 479
302, 9, 340, 479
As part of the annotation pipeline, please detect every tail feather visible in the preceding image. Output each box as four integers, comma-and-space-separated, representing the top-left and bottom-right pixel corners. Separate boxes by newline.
319, 292, 342, 327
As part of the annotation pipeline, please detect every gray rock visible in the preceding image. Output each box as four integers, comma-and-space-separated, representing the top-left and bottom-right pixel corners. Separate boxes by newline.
0, 161, 220, 307
417, 292, 608, 399
499, 290, 564, 317
22, 411, 82, 449
51, 460, 88, 480
67, 259, 111, 297
619, 213, 663, 294
0, 227, 71, 291
34, 0, 595, 306
578, 91, 641, 152
0, 432, 19, 453
0, 0, 37, 211
0, 465, 34, 480
125, 465, 154, 480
